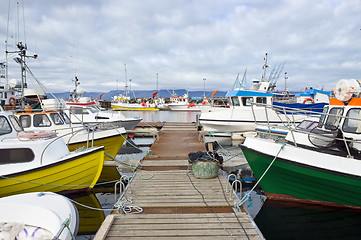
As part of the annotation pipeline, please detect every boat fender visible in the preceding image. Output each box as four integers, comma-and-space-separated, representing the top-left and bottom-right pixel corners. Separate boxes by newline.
302, 98, 314, 104
141, 102, 146, 106
18, 130, 57, 140
16, 225, 53, 240
9, 97, 16, 106
187, 103, 195, 108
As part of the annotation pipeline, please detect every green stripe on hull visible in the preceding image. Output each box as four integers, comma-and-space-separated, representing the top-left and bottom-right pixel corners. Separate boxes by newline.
241, 146, 361, 208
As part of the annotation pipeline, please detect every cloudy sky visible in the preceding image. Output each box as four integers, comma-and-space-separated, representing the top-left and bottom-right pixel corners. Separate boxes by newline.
1, 0, 360, 94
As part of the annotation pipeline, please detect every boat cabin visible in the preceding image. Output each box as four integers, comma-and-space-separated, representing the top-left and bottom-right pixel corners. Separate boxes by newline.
0, 110, 24, 140
225, 90, 273, 108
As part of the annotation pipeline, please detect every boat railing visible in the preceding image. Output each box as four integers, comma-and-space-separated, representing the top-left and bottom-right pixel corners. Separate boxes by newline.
252, 102, 361, 158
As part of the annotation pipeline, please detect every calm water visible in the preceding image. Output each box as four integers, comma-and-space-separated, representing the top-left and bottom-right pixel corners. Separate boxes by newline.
69, 110, 361, 240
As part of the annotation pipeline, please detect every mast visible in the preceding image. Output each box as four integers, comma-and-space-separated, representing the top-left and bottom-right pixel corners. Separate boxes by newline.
124, 63, 128, 98
261, 52, 269, 82
6, 1, 37, 108
156, 72, 158, 98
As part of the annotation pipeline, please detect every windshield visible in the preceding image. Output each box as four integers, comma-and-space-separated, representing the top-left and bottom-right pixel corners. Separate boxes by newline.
9, 115, 23, 132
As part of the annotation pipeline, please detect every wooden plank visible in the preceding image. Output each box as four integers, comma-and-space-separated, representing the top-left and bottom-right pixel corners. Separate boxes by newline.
95, 123, 263, 240
93, 214, 116, 240
106, 229, 259, 237
104, 236, 261, 240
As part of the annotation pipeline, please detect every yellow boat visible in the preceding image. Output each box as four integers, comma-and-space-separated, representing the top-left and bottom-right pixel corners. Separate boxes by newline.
66, 129, 127, 161
112, 103, 159, 111
0, 110, 105, 197
15, 110, 128, 161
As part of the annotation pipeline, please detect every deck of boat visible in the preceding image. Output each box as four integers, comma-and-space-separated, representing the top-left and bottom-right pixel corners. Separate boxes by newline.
94, 122, 263, 240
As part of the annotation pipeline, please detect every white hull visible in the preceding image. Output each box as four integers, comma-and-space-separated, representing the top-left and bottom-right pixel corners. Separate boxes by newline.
0, 192, 78, 240
199, 106, 304, 134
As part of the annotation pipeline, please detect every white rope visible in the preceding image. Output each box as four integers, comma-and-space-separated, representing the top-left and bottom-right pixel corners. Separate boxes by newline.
235, 143, 285, 210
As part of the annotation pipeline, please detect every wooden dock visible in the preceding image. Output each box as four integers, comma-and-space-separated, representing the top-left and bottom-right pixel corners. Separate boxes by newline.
94, 122, 263, 240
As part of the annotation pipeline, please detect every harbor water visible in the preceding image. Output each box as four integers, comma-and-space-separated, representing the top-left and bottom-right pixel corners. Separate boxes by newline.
71, 110, 361, 240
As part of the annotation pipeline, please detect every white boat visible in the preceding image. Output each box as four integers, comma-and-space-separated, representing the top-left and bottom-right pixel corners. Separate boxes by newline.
199, 53, 320, 136
167, 94, 212, 112
15, 105, 127, 162
0, 108, 105, 197
65, 76, 142, 130
240, 79, 361, 209
0, 192, 78, 240
199, 86, 308, 135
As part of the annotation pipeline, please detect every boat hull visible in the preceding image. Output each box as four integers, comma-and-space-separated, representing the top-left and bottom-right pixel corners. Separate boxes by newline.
68, 133, 127, 161
112, 104, 158, 111
240, 138, 361, 209
0, 147, 104, 197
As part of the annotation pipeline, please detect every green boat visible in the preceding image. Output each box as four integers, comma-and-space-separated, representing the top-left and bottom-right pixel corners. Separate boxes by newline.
240, 79, 361, 209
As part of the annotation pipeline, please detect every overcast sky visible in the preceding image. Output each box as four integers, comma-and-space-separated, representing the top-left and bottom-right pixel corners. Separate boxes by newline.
1, 0, 360, 94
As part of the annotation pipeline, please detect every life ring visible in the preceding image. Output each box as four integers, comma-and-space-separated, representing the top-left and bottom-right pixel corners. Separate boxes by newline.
18, 130, 57, 140
302, 98, 314, 104
9, 97, 16, 106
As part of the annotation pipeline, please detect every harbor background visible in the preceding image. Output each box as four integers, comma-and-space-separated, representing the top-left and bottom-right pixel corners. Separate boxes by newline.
73, 110, 361, 240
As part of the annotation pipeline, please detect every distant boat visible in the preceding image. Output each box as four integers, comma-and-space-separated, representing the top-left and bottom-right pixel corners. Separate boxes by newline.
111, 95, 159, 111
240, 79, 361, 209
65, 76, 142, 130
0, 192, 78, 240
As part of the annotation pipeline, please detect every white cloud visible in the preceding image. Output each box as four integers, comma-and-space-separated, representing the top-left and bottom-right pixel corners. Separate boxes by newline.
0, 0, 360, 94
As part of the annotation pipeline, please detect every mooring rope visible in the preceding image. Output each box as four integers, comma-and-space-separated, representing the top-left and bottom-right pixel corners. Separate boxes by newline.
186, 171, 241, 240
235, 143, 285, 209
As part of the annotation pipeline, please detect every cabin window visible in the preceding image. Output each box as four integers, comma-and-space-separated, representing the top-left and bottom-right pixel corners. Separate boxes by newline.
60, 112, 71, 124
230, 97, 240, 106
0, 116, 12, 136
70, 107, 88, 115
50, 113, 64, 125
9, 115, 23, 132
343, 108, 361, 134
324, 107, 343, 130
318, 106, 328, 128
89, 107, 98, 113
0, 148, 35, 164
33, 114, 51, 127
242, 97, 254, 106
256, 97, 267, 104
19, 115, 31, 128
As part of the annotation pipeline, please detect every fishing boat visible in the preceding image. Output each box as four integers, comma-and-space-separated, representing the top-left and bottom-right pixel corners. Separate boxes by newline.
0, 109, 104, 197
0, 192, 78, 240
112, 94, 158, 111
199, 53, 323, 136
112, 64, 158, 111
15, 101, 127, 161
168, 94, 212, 112
65, 77, 142, 130
240, 79, 361, 209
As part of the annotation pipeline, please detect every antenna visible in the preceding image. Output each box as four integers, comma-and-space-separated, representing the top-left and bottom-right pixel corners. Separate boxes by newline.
284, 72, 288, 91
261, 52, 269, 82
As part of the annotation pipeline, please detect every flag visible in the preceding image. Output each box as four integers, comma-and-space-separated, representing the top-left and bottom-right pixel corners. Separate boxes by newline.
212, 90, 218, 98
152, 92, 158, 98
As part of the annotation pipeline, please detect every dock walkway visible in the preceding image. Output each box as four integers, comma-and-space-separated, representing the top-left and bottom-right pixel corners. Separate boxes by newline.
94, 122, 263, 240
